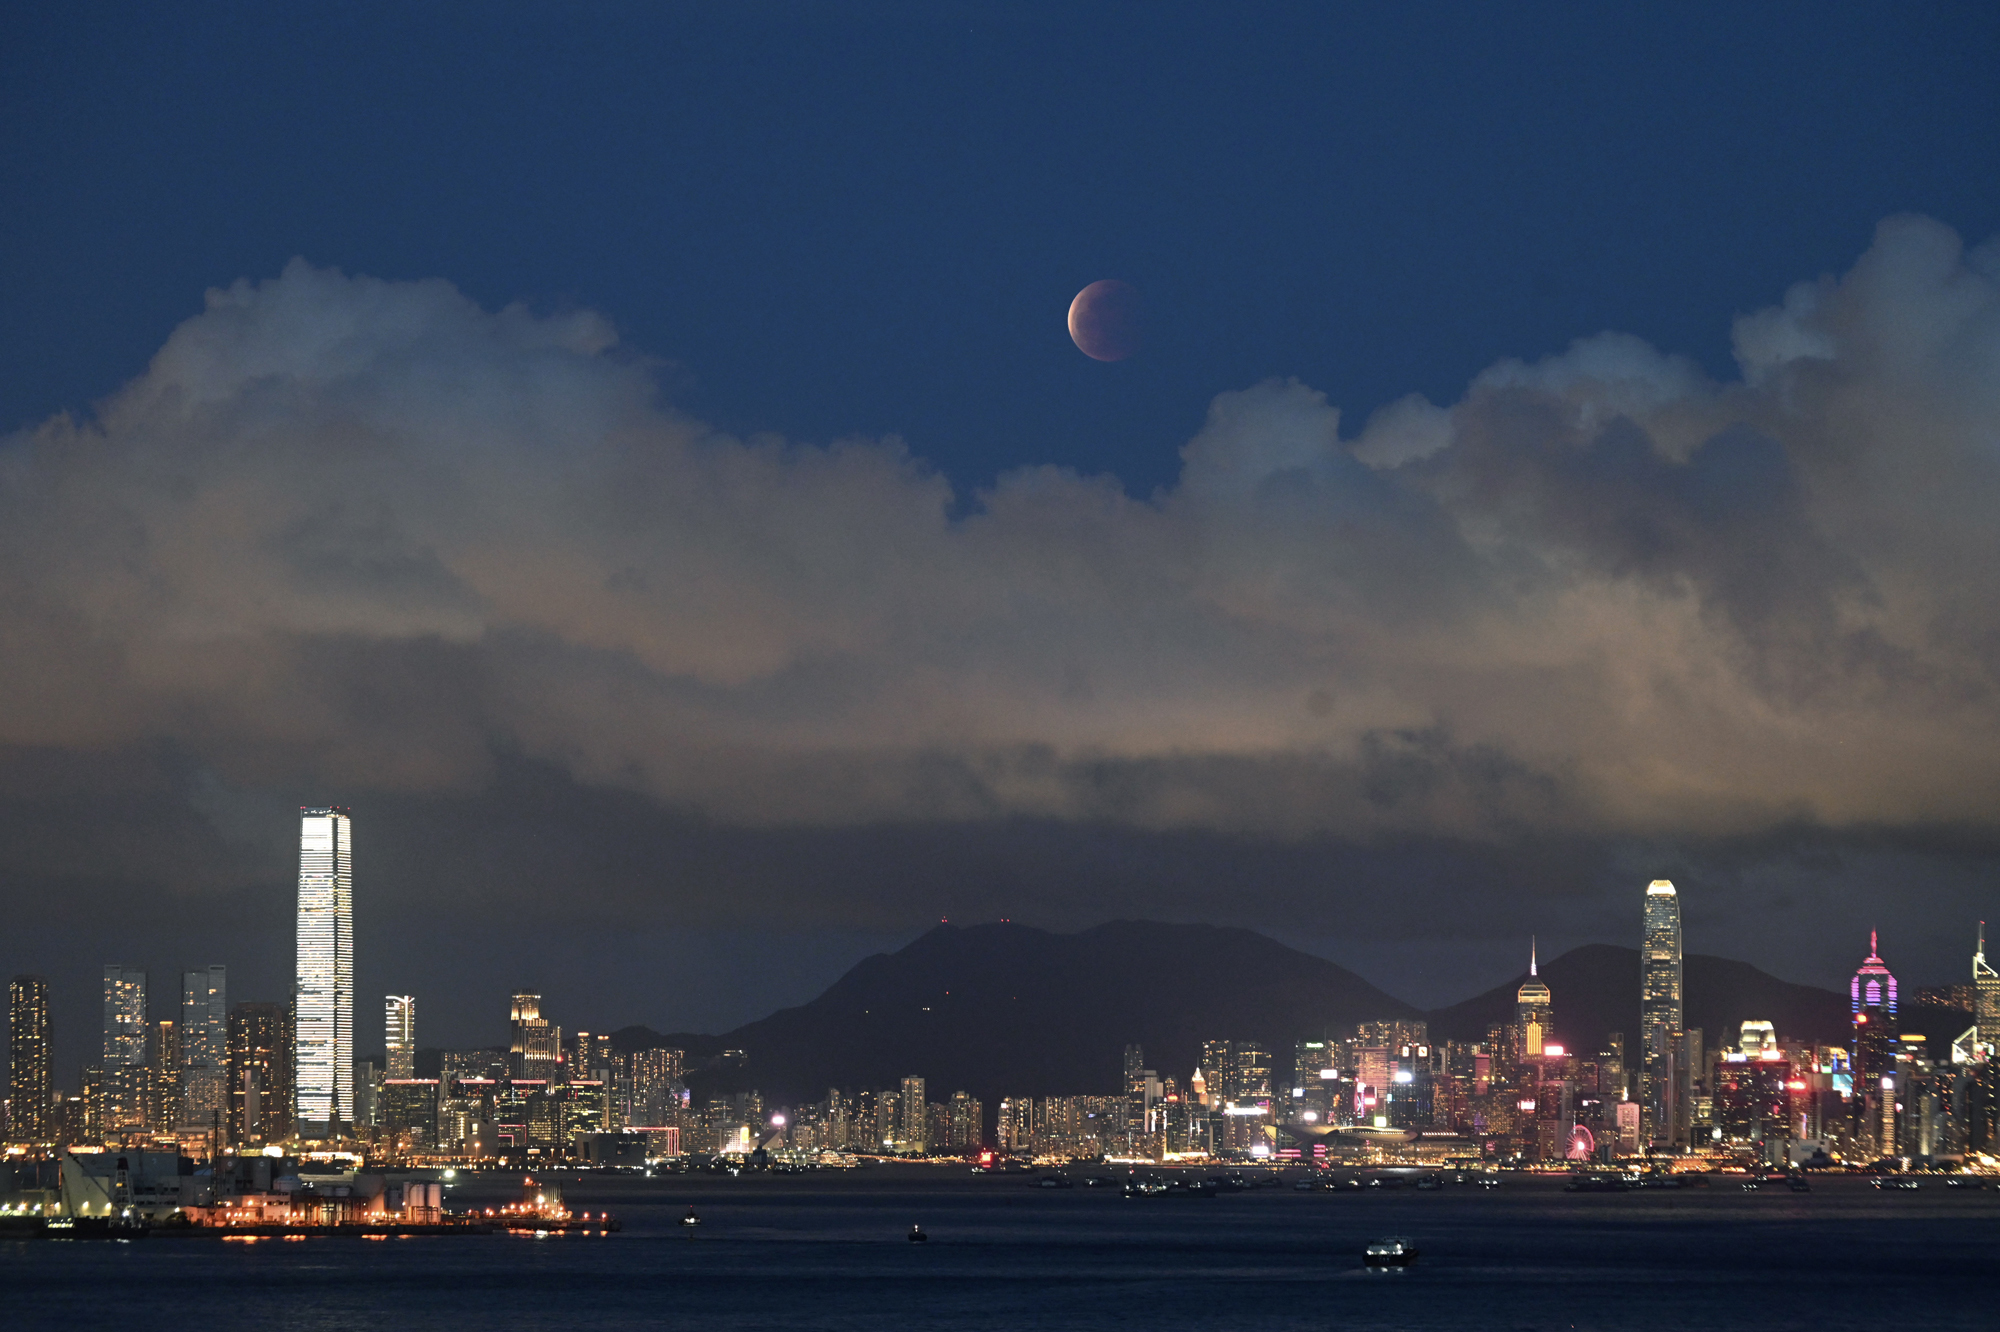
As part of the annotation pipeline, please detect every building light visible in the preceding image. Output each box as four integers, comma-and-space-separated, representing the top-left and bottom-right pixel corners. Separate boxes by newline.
1543, 1044, 1565, 1057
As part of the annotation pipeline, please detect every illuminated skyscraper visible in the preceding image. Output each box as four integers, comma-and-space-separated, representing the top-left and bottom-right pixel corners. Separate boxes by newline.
1517, 938, 1552, 1058
102, 965, 149, 1133
1640, 880, 1683, 1149
900, 1075, 928, 1153
386, 995, 417, 1080
180, 966, 228, 1130
7, 976, 52, 1144
1975, 923, 2000, 1057
510, 993, 560, 1079
1850, 932, 1898, 1155
103, 966, 146, 1065
295, 807, 354, 1135
228, 1001, 294, 1144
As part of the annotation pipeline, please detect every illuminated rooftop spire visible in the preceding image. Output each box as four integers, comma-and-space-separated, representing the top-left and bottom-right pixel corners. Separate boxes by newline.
1978, 922, 1997, 982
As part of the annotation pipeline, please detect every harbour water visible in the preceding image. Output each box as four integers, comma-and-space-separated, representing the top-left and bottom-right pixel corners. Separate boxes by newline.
6, 1166, 1999, 1331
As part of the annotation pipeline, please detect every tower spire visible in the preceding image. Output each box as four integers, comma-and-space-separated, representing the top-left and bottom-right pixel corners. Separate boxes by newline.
1530, 935, 1538, 977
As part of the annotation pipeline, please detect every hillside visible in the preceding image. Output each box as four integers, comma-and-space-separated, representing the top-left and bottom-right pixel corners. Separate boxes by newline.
1423, 942, 1850, 1054
612, 919, 1417, 1105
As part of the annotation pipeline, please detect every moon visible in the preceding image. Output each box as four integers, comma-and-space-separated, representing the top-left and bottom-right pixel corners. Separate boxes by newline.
1068, 279, 1142, 361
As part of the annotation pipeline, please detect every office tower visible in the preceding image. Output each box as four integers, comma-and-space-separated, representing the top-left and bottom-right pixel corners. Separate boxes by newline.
180, 966, 227, 1130
386, 995, 417, 1080
1231, 1044, 1272, 1100
510, 993, 560, 1079
228, 1001, 294, 1144
1123, 1043, 1145, 1143
7, 976, 52, 1143
1517, 938, 1553, 1058
1640, 879, 1683, 1149
295, 807, 354, 1135
900, 1076, 927, 1153
1199, 1039, 1232, 1101
1850, 932, 1898, 1155
1976, 924, 2000, 1056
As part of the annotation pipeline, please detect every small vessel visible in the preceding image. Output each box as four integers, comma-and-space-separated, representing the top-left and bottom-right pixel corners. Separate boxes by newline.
1414, 1173, 1444, 1190
1363, 1236, 1418, 1268
908, 1224, 929, 1243
680, 1208, 702, 1227
1786, 1175, 1811, 1193
1564, 1172, 1630, 1193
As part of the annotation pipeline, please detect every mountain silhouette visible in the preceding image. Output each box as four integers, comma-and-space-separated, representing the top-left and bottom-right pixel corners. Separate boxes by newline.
613, 919, 1417, 1105
1423, 942, 1850, 1054
613, 925, 1859, 1110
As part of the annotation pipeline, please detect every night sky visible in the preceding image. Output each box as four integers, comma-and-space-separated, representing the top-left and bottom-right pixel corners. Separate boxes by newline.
4, 3, 1999, 1081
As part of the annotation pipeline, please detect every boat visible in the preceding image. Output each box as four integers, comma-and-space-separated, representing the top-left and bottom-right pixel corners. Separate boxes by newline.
1035, 1174, 1073, 1189
908, 1224, 929, 1243
1414, 1173, 1444, 1190
1786, 1175, 1811, 1192
1564, 1172, 1630, 1193
680, 1207, 702, 1227
1363, 1236, 1418, 1268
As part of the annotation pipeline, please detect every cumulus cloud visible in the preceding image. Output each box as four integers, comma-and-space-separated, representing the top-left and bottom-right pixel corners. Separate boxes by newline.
4, 217, 1999, 851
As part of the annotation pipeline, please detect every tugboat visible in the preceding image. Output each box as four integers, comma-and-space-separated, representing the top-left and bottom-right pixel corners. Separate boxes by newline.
680, 1207, 702, 1227
908, 1224, 929, 1243
1363, 1236, 1419, 1268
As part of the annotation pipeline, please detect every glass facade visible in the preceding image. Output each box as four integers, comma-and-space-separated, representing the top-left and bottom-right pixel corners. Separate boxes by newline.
386, 994, 417, 1080
1640, 879, 1682, 1148
295, 807, 354, 1133
180, 965, 228, 1131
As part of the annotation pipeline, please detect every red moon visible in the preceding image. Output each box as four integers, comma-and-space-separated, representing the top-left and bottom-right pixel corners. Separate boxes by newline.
1068, 279, 1141, 361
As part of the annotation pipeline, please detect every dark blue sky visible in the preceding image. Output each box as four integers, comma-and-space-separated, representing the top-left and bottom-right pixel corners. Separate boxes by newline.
6, 2, 1996, 494
4, 3, 2000, 1069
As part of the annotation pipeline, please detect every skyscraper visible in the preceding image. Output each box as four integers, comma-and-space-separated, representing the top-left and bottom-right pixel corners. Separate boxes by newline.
295, 807, 355, 1135
1517, 938, 1553, 1058
510, 993, 559, 1079
1640, 879, 1683, 1149
181, 966, 228, 1131
1850, 932, 1898, 1156
228, 1001, 294, 1145
102, 965, 149, 1134
900, 1075, 927, 1153
7, 976, 52, 1144
1975, 924, 2000, 1057
386, 995, 417, 1080
102, 966, 146, 1065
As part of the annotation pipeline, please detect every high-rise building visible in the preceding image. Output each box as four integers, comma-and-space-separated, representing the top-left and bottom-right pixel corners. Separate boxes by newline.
146, 1018, 182, 1129
510, 993, 560, 1079
1517, 938, 1553, 1058
295, 807, 355, 1135
7, 976, 52, 1144
180, 966, 227, 1131
386, 995, 417, 1080
900, 1075, 928, 1153
1640, 879, 1683, 1148
102, 966, 149, 1134
1975, 923, 2000, 1057
102, 966, 146, 1065
1850, 932, 1898, 1156
228, 1001, 294, 1145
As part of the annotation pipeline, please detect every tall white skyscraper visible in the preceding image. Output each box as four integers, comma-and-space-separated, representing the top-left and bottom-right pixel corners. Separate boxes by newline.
180, 965, 228, 1129
102, 966, 147, 1065
385, 995, 417, 1080
295, 807, 354, 1135
1639, 879, 1683, 1149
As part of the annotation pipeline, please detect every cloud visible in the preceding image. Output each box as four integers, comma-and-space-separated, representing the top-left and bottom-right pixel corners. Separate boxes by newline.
3, 218, 1999, 864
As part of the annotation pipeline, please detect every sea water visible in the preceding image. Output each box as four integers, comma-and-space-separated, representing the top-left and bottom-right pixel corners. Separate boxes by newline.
5, 1166, 1998, 1331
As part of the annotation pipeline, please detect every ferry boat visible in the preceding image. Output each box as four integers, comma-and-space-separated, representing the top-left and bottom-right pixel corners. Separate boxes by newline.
1363, 1237, 1419, 1268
